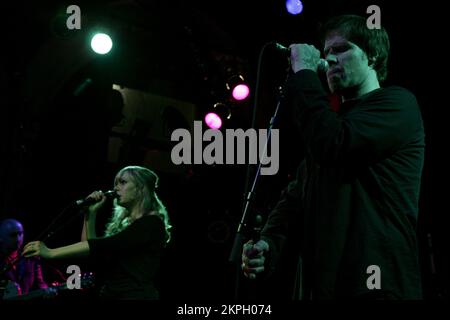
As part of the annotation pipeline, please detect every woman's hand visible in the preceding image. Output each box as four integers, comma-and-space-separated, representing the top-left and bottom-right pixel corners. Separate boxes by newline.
22, 241, 53, 259
85, 190, 108, 213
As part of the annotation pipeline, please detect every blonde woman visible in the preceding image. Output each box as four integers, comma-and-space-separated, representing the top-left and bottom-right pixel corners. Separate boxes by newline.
23, 165, 171, 299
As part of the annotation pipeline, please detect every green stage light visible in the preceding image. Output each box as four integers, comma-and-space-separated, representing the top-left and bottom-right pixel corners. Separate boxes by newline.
90, 33, 113, 54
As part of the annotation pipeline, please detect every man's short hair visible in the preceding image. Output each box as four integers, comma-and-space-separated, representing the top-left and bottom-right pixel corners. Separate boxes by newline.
320, 15, 390, 82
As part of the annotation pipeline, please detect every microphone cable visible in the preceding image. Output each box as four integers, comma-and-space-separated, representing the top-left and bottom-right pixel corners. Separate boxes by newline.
34, 201, 84, 242
34, 191, 114, 241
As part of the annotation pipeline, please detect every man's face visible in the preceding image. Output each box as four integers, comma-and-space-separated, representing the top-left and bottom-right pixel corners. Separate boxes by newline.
0, 221, 24, 254
324, 33, 372, 93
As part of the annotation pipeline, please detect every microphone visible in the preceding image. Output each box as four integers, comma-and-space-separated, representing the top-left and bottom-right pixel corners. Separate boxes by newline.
274, 43, 329, 73
75, 190, 117, 206
251, 214, 263, 243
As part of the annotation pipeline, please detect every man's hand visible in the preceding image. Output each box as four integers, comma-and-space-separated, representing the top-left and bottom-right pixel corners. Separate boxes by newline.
241, 239, 269, 279
289, 43, 322, 73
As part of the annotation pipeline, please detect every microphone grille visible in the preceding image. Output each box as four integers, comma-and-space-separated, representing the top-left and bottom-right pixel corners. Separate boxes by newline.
274, 42, 288, 53
104, 190, 117, 198
318, 59, 329, 73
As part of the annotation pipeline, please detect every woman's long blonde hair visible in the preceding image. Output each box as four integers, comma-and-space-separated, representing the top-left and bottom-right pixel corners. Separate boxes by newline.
104, 166, 172, 244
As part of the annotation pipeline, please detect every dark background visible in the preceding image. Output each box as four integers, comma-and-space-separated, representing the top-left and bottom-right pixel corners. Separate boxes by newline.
1, 0, 446, 301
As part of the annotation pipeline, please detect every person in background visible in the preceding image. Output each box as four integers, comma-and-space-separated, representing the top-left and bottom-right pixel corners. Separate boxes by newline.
1, 218, 56, 299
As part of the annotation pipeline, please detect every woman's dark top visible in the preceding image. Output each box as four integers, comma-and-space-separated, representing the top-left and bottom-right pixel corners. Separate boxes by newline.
88, 215, 165, 299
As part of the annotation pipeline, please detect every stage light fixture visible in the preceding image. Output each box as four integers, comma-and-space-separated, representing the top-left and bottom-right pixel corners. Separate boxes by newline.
286, 0, 304, 15
226, 75, 250, 101
204, 102, 231, 130
90, 33, 113, 54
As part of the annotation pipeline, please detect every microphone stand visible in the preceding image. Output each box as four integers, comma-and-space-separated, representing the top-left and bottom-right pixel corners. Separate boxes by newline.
35, 191, 114, 241
228, 41, 288, 300
228, 96, 283, 299
34, 202, 83, 242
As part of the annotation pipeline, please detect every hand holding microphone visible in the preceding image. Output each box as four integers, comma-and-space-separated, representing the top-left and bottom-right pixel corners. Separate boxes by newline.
76, 190, 116, 210
274, 42, 329, 74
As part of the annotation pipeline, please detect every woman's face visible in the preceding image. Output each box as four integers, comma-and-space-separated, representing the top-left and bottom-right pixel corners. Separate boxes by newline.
114, 172, 140, 208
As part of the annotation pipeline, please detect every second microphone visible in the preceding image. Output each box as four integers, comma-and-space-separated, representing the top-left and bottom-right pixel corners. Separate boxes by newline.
274, 42, 329, 73
75, 190, 117, 206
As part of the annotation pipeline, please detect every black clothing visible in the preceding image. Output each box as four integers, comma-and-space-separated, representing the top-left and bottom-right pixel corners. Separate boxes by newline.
88, 215, 165, 299
261, 70, 425, 299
